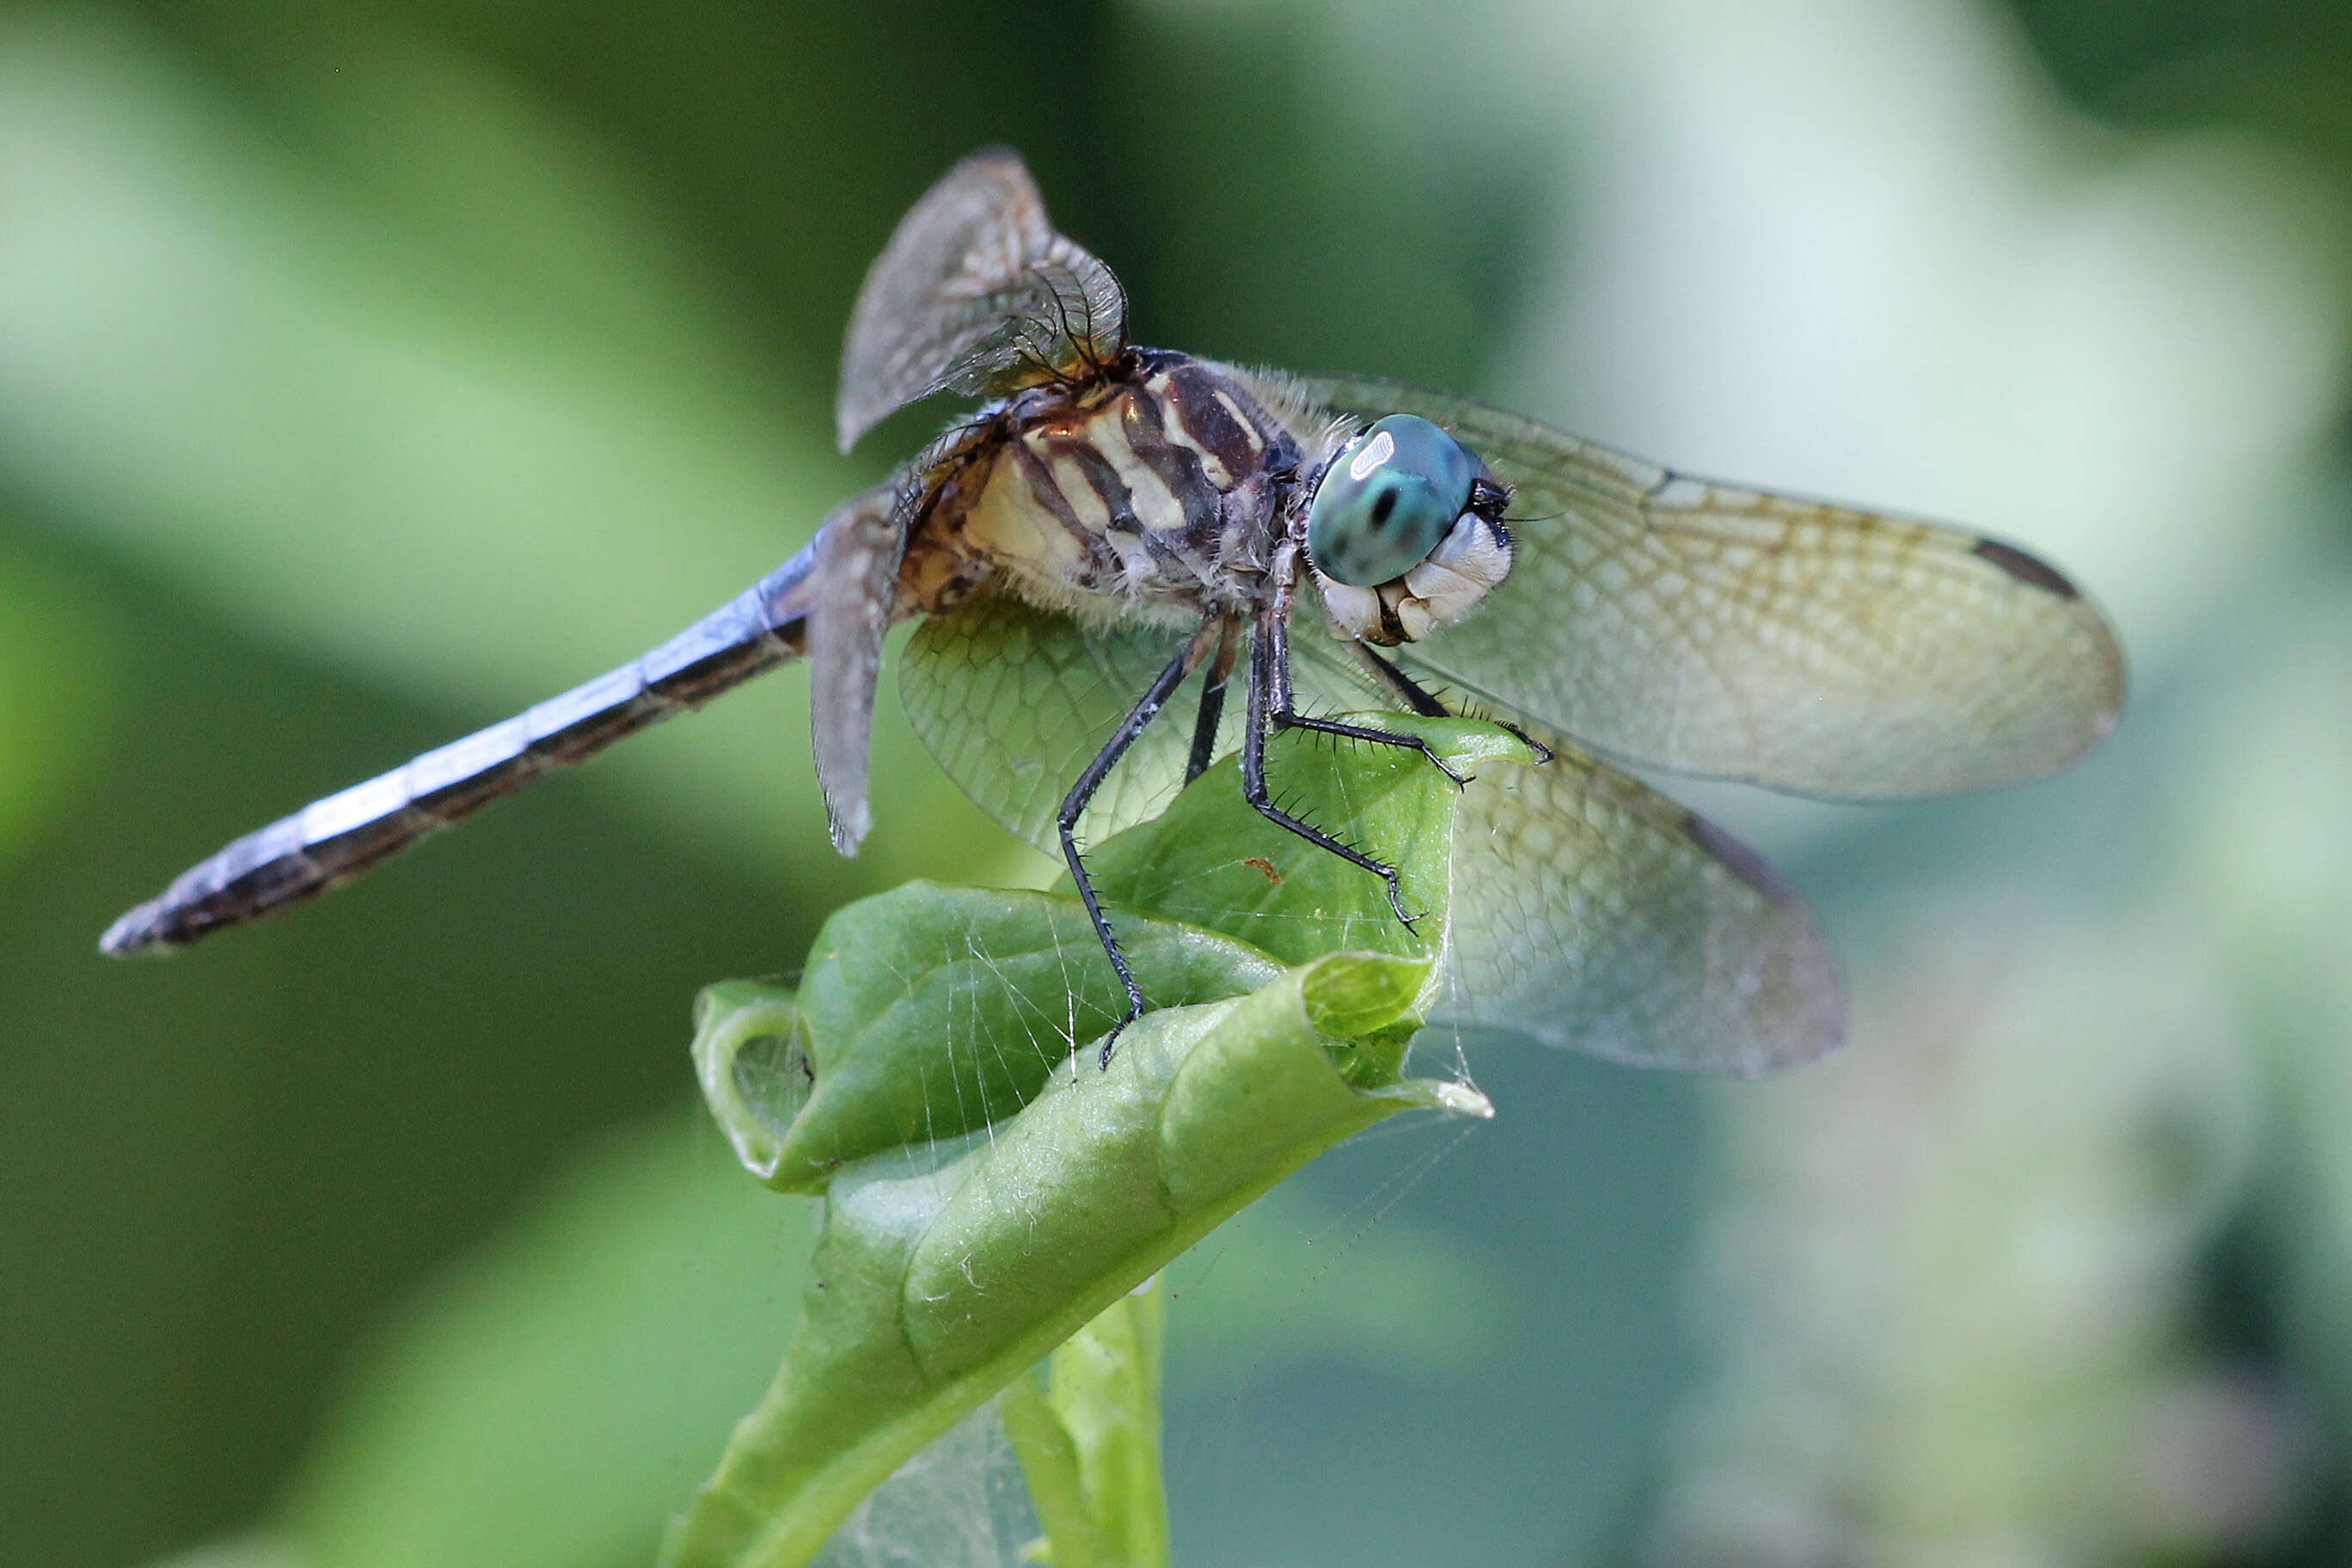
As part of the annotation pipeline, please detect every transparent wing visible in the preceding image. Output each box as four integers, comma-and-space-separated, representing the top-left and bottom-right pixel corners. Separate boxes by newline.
903, 596, 1835, 1074
1277, 635, 1841, 1074
837, 149, 1128, 452
1294, 376, 2125, 799
898, 593, 1384, 855
900, 592, 1201, 853
808, 481, 911, 854
1429, 707, 1845, 1075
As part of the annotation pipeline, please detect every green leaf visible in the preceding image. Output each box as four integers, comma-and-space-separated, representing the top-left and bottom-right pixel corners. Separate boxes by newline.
693, 886, 1283, 1192
1082, 714, 1534, 968
1041, 1283, 1169, 1568
670, 712, 1526, 1567
665, 954, 1485, 1568
1087, 710, 1532, 1087
999, 1374, 1108, 1568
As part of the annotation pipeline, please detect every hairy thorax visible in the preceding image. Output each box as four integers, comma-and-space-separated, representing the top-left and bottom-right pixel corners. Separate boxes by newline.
901, 351, 1305, 630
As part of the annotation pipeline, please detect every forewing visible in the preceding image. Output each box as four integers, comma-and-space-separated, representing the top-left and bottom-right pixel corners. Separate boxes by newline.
1297, 377, 2125, 799
837, 149, 1128, 452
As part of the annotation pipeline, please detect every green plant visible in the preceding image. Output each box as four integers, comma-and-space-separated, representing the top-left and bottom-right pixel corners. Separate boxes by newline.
670, 714, 1524, 1567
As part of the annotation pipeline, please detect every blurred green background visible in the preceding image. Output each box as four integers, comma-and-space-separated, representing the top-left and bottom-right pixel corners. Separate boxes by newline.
5, 1, 2351, 1565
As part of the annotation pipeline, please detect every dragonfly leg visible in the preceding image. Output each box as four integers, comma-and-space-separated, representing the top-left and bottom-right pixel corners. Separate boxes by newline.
1272, 711, 1473, 787
1060, 622, 1218, 1067
1351, 643, 1450, 718
1352, 645, 1555, 765
1183, 619, 1242, 784
1274, 645, 1477, 785
1243, 621, 1418, 930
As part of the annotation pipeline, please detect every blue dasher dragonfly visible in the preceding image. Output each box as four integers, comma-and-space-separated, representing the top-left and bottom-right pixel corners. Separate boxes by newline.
102, 150, 2123, 1074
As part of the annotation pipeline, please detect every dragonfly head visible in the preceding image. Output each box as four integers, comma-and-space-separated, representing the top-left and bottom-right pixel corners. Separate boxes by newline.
1305, 413, 1513, 646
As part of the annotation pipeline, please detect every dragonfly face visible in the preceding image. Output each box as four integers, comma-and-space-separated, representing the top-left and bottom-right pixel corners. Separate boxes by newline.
102, 147, 2126, 1077
1304, 414, 1515, 644
1308, 414, 1485, 586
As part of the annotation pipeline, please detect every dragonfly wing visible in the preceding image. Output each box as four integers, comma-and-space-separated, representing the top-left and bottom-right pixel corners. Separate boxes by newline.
809, 481, 914, 854
1293, 376, 2125, 799
1278, 635, 1841, 1073
898, 592, 1383, 854
836, 149, 1128, 452
899, 591, 1199, 854
1436, 714, 1844, 1074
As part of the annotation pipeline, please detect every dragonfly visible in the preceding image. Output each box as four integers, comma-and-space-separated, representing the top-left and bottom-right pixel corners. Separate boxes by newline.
101, 149, 2124, 1075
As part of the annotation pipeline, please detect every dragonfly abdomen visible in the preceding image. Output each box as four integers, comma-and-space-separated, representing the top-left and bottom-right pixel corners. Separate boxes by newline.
100, 550, 821, 955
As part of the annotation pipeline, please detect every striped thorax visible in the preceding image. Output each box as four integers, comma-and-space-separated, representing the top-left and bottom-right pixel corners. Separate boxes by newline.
913, 350, 1306, 628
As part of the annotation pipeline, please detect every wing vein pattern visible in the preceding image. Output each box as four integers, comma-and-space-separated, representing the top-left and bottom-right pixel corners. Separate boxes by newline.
836, 149, 1127, 452
898, 591, 1841, 1074
1293, 375, 2125, 799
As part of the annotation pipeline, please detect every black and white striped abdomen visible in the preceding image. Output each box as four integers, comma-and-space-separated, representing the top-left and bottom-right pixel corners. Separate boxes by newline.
101, 548, 821, 955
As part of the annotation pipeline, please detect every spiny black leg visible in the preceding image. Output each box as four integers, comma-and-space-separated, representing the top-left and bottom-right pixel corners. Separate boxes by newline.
1060, 627, 1211, 1067
1183, 622, 1239, 785
1241, 622, 1418, 928
1185, 674, 1227, 785
1271, 640, 1473, 786
1488, 719, 1553, 764
1354, 644, 1450, 717
1353, 645, 1555, 765
1272, 711, 1472, 787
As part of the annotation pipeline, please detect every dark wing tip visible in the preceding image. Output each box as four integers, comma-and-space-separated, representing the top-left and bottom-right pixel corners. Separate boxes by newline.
1677, 808, 1802, 910
1971, 536, 2080, 599
1675, 807, 1848, 1076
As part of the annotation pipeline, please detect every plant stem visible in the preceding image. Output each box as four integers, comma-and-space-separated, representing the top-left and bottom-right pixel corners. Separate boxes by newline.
1007, 1279, 1171, 1568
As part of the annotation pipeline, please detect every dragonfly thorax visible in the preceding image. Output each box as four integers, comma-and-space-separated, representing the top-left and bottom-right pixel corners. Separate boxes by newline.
922, 350, 1302, 628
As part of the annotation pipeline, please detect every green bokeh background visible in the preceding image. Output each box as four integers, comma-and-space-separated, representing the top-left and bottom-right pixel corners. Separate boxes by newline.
5, 2, 2351, 1565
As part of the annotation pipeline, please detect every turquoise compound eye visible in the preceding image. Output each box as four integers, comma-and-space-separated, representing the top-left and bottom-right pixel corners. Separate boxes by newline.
1305, 414, 1478, 586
